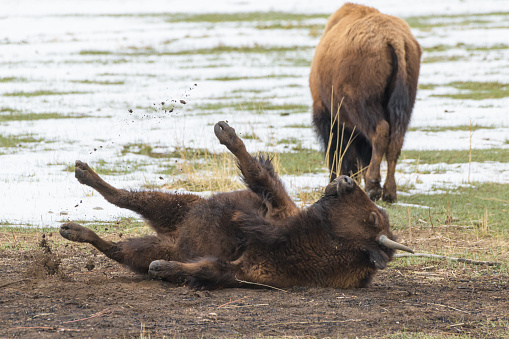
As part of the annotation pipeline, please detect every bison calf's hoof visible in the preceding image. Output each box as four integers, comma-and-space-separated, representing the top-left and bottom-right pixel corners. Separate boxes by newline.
60, 223, 98, 243
214, 121, 241, 152
74, 160, 97, 187
149, 260, 182, 280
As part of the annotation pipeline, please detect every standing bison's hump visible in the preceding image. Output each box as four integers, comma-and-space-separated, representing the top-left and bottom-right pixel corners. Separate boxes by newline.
312, 12, 416, 108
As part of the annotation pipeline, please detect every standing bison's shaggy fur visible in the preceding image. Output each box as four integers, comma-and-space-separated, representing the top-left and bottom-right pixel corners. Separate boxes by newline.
60, 122, 413, 289
310, 3, 421, 202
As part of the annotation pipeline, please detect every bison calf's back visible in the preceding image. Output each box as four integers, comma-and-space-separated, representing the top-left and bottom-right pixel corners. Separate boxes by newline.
309, 3, 421, 202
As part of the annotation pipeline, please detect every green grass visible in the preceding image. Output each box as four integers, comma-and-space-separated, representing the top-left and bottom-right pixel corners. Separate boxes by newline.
63, 159, 146, 176
79, 44, 312, 57
467, 43, 509, 51
209, 74, 299, 81
70, 79, 125, 85
121, 143, 170, 159
407, 125, 497, 133
0, 217, 149, 250
3, 90, 90, 97
405, 11, 509, 30
421, 44, 452, 53
255, 22, 324, 32
422, 55, 467, 64
274, 148, 324, 175
163, 12, 328, 24
89, 11, 328, 23
0, 107, 22, 114
0, 77, 26, 83
0, 112, 93, 122
120, 144, 214, 173
0, 134, 45, 148
195, 101, 308, 114
432, 81, 509, 100
79, 50, 113, 55
209, 76, 254, 82
240, 132, 261, 140
423, 43, 509, 54
259, 103, 308, 113
400, 148, 509, 164
418, 81, 509, 99
277, 137, 302, 145
418, 84, 437, 90
285, 124, 308, 128
385, 182, 509, 234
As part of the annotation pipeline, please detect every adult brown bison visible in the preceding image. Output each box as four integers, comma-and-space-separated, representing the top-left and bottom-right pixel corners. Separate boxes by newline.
310, 3, 421, 202
60, 121, 413, 289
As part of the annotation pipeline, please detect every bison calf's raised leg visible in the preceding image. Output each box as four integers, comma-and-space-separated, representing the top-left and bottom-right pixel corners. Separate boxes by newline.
214, 121, 298, 218
74, 160, 202, 234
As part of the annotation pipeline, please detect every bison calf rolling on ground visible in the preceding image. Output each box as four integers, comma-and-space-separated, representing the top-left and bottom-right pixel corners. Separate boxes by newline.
60, 121, 413, 289
310, 3, 421, 202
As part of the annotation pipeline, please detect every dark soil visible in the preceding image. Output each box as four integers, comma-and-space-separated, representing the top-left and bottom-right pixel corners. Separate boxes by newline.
1, 235, 508, 338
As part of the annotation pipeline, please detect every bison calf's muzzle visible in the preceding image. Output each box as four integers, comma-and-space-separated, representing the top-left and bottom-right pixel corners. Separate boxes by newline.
325, 175, 355, 197
60, 121, 413, 289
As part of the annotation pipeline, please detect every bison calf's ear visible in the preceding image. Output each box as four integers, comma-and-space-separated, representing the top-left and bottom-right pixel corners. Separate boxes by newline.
368, 211, 381, 230
365, 248, 390, 269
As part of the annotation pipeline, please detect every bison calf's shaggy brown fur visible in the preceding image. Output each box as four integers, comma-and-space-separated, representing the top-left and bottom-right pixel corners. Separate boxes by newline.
60, 121, 413, 289
310, 3, 421, 202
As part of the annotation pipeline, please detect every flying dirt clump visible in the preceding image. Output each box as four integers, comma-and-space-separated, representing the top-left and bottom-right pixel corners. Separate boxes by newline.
27, 234, 62, 276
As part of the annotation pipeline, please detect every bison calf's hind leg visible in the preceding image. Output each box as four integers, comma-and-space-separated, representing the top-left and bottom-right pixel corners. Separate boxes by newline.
60, 223, 175, 274
149, 258, 237, 289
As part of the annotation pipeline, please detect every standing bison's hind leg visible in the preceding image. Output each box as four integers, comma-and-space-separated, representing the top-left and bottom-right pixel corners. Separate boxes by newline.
364, 120, 390, 201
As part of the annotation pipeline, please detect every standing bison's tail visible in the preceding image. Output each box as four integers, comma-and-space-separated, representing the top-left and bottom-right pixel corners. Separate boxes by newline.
384, 42, 416, 138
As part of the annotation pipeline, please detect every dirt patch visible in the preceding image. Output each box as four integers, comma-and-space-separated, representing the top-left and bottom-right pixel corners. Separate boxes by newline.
0, 235, 508, 338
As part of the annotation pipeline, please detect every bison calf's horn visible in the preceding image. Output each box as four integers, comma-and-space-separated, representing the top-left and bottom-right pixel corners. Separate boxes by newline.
378, 235, 414, 253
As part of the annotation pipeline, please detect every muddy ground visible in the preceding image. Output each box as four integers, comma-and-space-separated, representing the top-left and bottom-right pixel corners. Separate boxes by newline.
1, 232, 508, 338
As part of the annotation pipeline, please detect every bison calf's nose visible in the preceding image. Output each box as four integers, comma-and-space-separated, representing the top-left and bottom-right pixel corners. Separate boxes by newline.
336, 175, 355, 195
